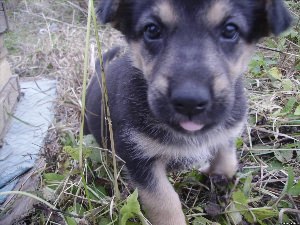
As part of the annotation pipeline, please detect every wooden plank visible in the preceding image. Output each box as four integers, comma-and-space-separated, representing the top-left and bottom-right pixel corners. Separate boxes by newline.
0, 58, 12, 91
0, 2, 9, 34
0, 159, 45, 224
0, 75, 20, 142
0, 34, 10, 91
0, 36, 8, 60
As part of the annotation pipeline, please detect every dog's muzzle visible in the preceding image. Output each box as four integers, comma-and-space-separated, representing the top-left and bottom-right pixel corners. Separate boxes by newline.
170, 82, 211, 132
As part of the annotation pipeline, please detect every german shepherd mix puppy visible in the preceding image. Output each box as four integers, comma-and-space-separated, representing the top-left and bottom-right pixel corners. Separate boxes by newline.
84, 0, 292, 224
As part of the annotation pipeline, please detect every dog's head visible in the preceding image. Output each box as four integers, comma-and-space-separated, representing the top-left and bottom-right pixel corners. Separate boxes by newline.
98, 0, 292, 133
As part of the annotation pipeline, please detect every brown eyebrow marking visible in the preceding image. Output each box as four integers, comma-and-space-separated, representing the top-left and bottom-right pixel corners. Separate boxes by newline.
206, 0, 231, 26
154, 1, 178, 26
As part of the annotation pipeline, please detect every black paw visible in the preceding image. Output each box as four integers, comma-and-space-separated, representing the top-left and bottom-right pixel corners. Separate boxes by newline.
210, 174, 230, 186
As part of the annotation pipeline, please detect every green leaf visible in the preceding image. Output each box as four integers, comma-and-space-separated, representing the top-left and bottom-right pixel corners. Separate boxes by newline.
44, 173, 65, 182
99, 218, 111, 225
64, 146, 80, 161
280, 97, 297, 115
232, 190, 256, 223
288, 181, 300, 196
228, 203, 243, 224
121, 190, 141, 214
243, 174, 253, 197
282, 79, 294, 91
61, 132, 76, 146
120, 190, 142, 225
89, 147, 102, 163
63, 146, 92, 161
296, 62, 300, 71
252, 208, 278, 221
235, 137, 244, 149
283, 167, 294, 194
120, 214, 131, 225
83, 134, 99, 146
271, 80, 282, 89
72, 203, 86, 216
268, 67, 282, 80
268, 160, 284, 170
278, 200, 292, 208
248, 54, 266, 76
233, 190, 248, 205
192, 216, 217, 225
65, 217, 77, 225
285, 166, 300, 196
294, 105, 300, 116
274, 150, 293, 163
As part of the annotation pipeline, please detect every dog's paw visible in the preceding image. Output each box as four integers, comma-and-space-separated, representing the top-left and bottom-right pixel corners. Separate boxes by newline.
210, 174, 230, 186
209, 174, 236, 194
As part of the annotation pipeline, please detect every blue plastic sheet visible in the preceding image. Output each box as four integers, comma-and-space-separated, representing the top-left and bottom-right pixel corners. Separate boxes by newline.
0, 79, 56, 203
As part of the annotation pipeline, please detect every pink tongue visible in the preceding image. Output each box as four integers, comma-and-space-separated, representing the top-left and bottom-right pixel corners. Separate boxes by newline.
179, 121, 204, 132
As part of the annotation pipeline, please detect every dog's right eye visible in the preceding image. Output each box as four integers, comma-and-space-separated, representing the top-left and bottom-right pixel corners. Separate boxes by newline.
221, 23, 239, 41
144, 23, 162, 40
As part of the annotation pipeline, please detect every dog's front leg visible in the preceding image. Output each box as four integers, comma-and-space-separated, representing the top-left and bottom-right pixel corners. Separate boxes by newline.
136, 160, 186, 225
212, 147, 238, 179
201, 142, 238, 179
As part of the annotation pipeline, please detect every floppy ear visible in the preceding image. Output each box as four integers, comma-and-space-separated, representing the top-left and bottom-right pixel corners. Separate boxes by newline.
97, 0, 132, 33
249, 0, 292, 41
97, 0, 120, 24
265, 0, 293, 35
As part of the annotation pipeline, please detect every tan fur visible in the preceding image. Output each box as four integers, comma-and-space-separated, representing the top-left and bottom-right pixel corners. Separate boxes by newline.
201, 40, 229, 87
203, 39, 255, 81
213, 74, 230, 95
128, 129, 213, 161
213, 149, 238, 178
206, 0, 231, 26
155, 1, 177, 26
130, 41, 144, 71
130, 41, 154, 79
153, 75, 169, 94
138, 161, 186, 225
127, 121, 245, 162
228, 44, 255, 79
201, 145, 238, 178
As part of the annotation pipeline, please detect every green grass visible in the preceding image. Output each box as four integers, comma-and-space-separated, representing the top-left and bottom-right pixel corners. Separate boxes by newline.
0, 0, 299, 224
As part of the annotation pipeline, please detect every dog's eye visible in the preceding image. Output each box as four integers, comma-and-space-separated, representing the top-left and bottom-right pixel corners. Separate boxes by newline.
144, 23, 161, 40
221, 24, 239, 40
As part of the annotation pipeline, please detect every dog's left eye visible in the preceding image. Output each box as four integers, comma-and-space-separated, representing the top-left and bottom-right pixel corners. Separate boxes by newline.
221, 24, 239, 41
144, 23, 162, 40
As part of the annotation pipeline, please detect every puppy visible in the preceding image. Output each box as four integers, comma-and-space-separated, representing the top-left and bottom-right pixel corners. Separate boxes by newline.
84, 0, 292, 224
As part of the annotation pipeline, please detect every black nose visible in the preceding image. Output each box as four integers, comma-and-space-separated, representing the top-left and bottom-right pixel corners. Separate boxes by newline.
171, 85, 211, 117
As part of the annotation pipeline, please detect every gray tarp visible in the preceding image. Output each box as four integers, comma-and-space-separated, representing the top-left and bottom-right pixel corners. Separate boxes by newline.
0, 79, 56, 203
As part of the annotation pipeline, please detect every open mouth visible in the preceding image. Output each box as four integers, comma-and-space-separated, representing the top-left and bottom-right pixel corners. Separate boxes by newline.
179, 121, 204, 132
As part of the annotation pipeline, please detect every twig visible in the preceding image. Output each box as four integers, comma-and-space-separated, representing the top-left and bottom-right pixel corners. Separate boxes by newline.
288, 195, 300, 222
91, 1, 120, 200
67, 1, 87, 15
279, 208, 300, 223
35, 204, 84, 219
257, 44, 300, 58
251, 126, 300, 143
19, 10, 87, 30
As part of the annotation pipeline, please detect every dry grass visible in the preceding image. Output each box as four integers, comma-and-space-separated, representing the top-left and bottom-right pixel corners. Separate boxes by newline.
1, 0, 299, 224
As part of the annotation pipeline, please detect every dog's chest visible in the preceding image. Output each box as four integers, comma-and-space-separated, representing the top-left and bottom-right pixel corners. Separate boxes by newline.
123, 121, 244, 169
126, 129, 226, 169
